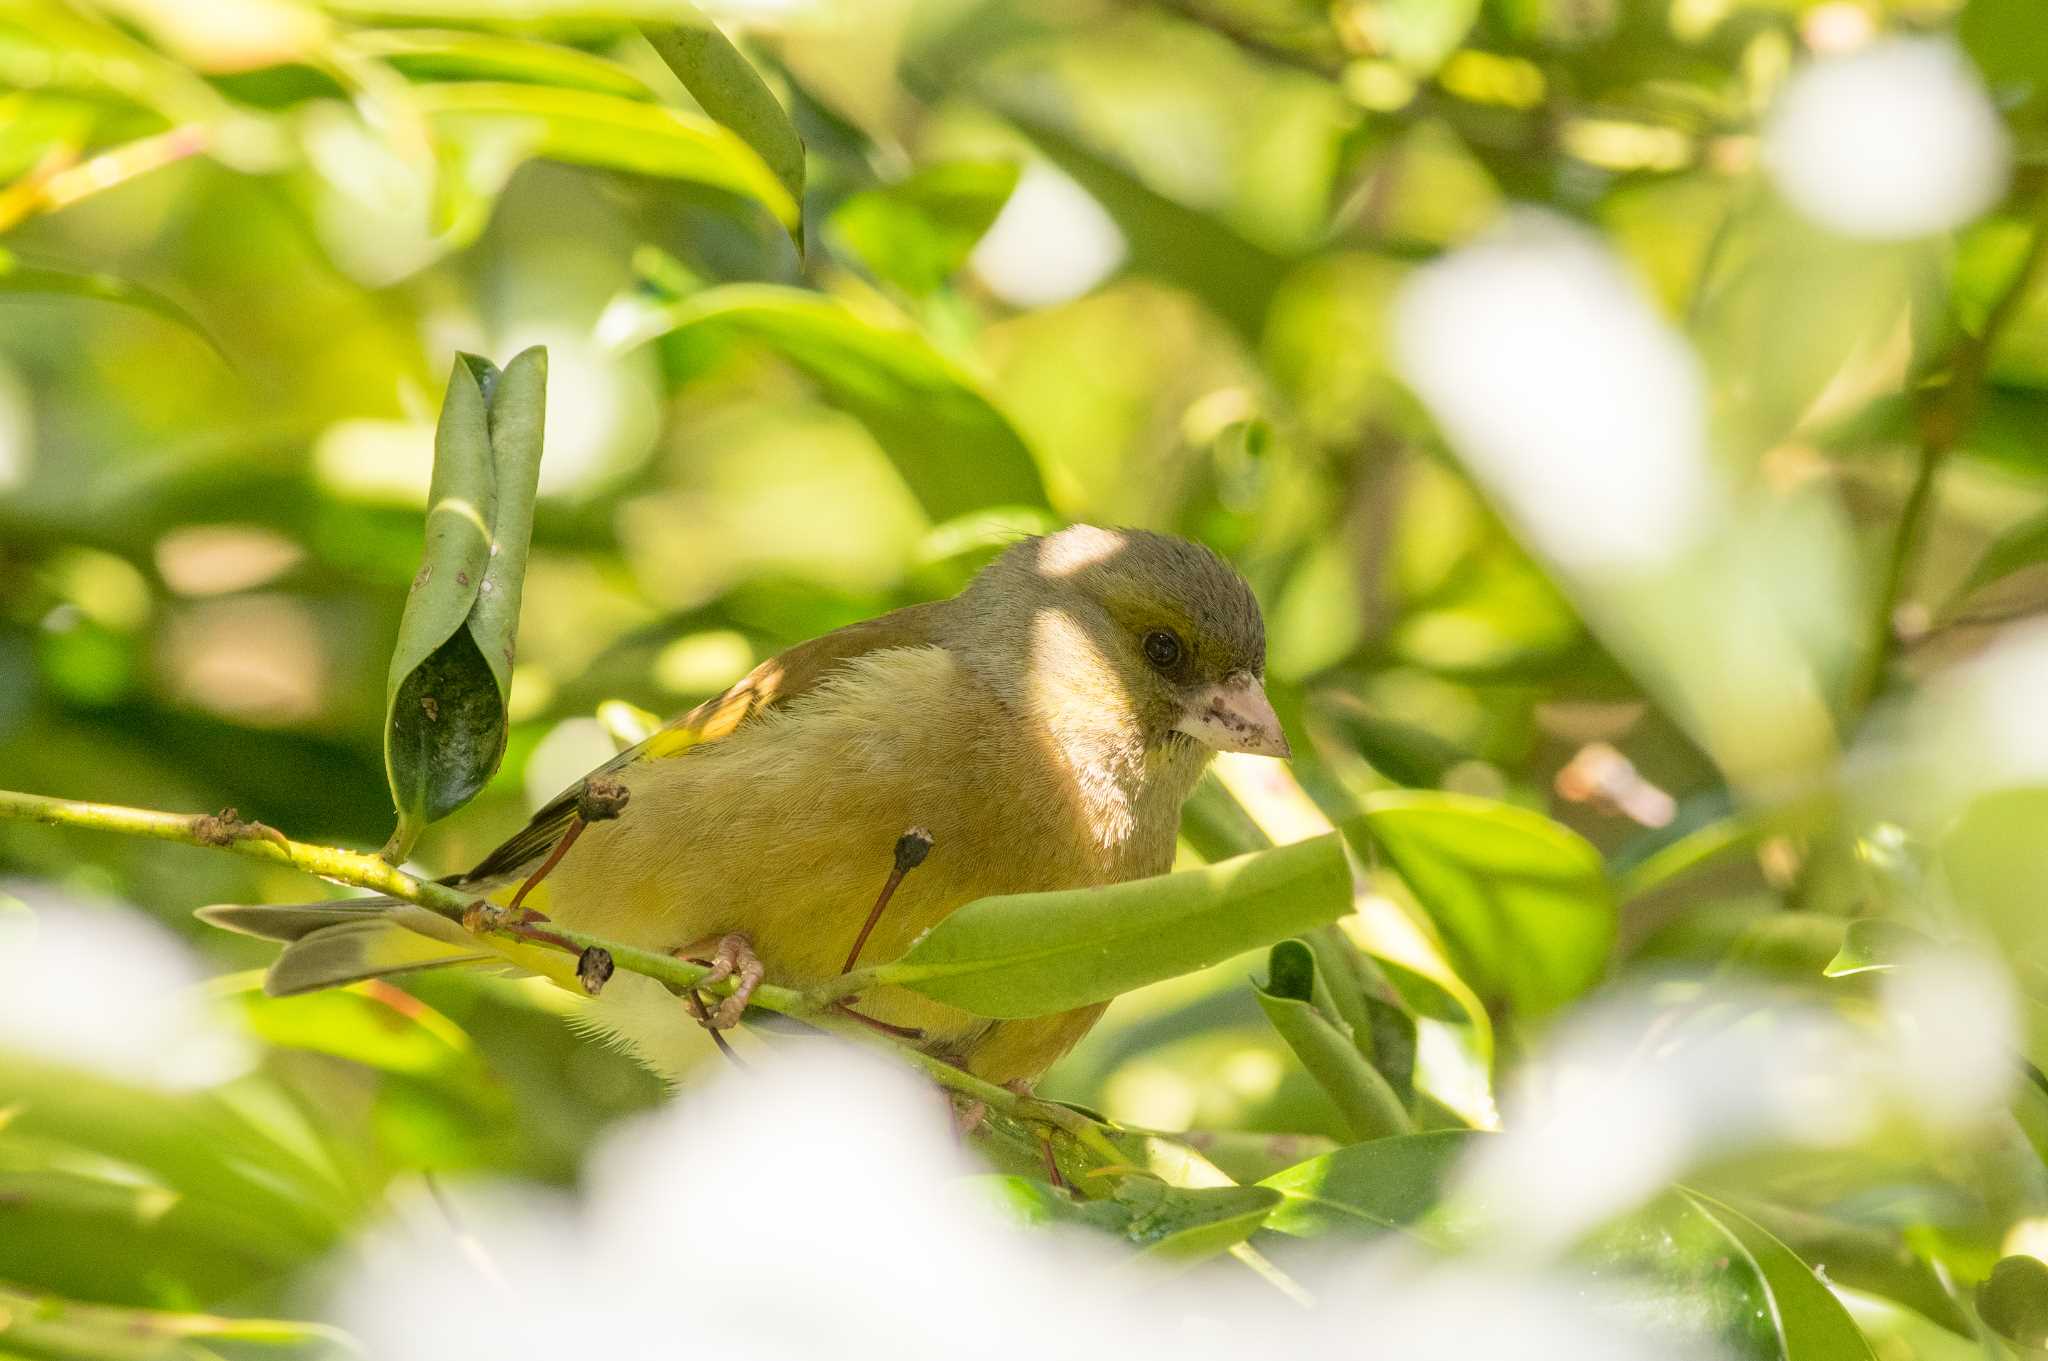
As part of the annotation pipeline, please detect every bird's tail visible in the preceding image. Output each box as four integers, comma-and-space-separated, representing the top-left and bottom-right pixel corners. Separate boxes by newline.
197, 897, 579, 996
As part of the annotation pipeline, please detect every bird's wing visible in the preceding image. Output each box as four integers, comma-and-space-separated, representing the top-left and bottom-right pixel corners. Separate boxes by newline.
458, 600, 950, 886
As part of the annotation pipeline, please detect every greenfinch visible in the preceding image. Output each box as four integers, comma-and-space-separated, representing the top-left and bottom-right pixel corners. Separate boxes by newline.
205, 525, 1287, 1086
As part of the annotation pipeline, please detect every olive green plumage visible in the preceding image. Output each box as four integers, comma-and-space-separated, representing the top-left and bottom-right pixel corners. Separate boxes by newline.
204, 525, 1288, 1086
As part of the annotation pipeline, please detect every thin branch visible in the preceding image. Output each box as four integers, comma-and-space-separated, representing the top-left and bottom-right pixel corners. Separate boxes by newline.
1846, 193, 2048, 718
0, 787, 1122, 1168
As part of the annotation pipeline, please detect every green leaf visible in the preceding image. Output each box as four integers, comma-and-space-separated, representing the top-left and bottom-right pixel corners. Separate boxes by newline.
1823, 919, 1939, 978
827, 159, 1020, 296
642, 8, 805, 235
1255, 940, 1412, 1141
1682, 1190, 1878, 1361
409, 82, 798, 229
352, 28, 654, 96
871, 833, 1354, 1019
1112, 1178, 1281, 1263
383, 348, 547, 852
0, 1283, 347, 1361
1946, 505, 2048, 622
622, 284, 1049, 521
1979, 1255, 2048, 1353
0, 248, 221, 355
1259, 1129, 1474, 1240
969, 1174, 1280, 1262
1960, 0, 2048, 108
1352, 791, 1615, 1015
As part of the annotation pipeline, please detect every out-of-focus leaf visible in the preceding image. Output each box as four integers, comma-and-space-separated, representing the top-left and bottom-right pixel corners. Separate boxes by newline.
1254, 939, 1411, 1141
409, 81, 798, 228
230, 978, 492, 1093
993, 106, 1292, 341
1824, 919, 1940, 978
0, 1283, 347, 1361
1682, 1190, 1879, 1361
642, 8, 804, 234
1945, 505, 2048, 625
1980, 1254, 2048, 1352
623, 284, 1049, 520
1960, 0, 2048, 111
384, 348, 546, 854
1259, 1129, 1473, 1241
0, 1058, 353, 1304
971, 1173, 1279, 1262
1351, 791, 1615, 1015
1613, 813, 1763, 903
0, 248, 220, 354
872, 833, 1353, 1018
827, 159, 1020, 295
351, 28, 653, 96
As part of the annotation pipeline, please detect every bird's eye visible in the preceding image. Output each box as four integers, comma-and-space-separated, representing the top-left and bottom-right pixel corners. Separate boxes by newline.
1142, 629, 1182, 670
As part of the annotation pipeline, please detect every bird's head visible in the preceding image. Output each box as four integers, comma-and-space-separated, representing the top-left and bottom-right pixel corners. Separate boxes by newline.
954, 525, 1288, 761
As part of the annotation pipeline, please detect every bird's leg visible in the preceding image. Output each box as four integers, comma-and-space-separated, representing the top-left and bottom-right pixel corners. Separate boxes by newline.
674, 931, 764, 1030
840, 827, 933, 974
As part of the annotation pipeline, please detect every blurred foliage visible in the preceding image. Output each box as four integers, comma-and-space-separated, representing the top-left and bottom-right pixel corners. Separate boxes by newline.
5, 0, 2048, 1356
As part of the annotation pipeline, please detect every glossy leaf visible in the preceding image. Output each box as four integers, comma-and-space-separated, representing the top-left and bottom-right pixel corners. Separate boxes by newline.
643, 7, 805, 230
1255, 939, 1411, 1141
409, 82, 798, 229
1259, 1130, 1473, 1241
1352, 791, 1615, 1015
384, 348, 546, 853
874, 833, 1353, 1018
1682, 1191, 1878, 1361
623, 284, 1049, 520
827, 159, 1020, 295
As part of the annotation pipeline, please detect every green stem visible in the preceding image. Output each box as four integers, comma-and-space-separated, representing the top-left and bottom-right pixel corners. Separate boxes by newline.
1847, 194, 2048, 718
0, 787, 1110, 1163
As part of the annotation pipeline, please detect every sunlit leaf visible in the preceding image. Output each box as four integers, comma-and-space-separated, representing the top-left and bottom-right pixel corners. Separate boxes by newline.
1351, 791, 1615, 1015
872, 833, 1353, 1018
383, 348, 546, 854
353, 28, 654, 96
970, 1174, 1279, 1262
409, 81, 798, 228
1258, 1129, 1473, 1241
622, 283, 1049, 520
0, 1282, 348, 1360
642, 7, 804, 234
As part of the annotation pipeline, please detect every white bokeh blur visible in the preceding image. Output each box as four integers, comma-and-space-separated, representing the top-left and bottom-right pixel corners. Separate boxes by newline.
1392, 211, 1721, 574
0, 886, 253, 1089
331, 1044, 1690, 1361
1392, 213, 1846, 794
1765, 37, 2010, 241
1450, 965, 2018, 1257
1884, 619, 2048, 819
970, 162, 1129, 309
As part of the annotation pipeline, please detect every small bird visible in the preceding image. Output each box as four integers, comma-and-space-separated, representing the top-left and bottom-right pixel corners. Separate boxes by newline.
205, 526, 1288, 1087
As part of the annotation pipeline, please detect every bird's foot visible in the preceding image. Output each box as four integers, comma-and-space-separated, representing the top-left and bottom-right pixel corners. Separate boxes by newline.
674, 932, 764, 1030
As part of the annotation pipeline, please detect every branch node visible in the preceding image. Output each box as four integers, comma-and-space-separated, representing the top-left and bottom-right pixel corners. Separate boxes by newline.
577, 946, 615, 994
191, 807, 287, 849
575, 776, 630, 823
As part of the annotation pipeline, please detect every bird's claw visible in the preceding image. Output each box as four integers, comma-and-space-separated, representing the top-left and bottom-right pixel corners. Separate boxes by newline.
676, 932, 763, 1030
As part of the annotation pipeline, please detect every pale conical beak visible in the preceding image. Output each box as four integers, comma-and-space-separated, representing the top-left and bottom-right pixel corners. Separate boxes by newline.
1175, 674, 1291, 758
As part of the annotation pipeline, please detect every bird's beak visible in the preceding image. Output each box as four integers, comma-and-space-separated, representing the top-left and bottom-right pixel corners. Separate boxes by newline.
1175, 673, 1291, 758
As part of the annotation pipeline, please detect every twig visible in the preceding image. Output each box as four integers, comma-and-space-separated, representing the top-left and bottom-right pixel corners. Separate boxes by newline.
0, 786, 1118, 1169
842, 828, 932, 973
1846, 192, 2048, 717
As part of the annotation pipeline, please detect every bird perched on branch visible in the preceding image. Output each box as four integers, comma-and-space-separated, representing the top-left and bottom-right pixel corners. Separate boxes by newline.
204, 526, 1287, 1087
